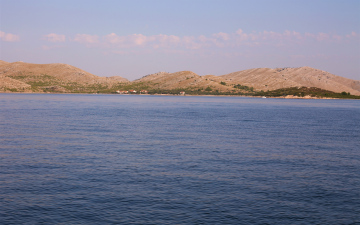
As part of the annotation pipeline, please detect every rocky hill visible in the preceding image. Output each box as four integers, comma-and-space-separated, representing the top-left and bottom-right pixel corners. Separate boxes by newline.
135, 67, 360, 95
0, 61, 359, 96
134, 71, 236, 92
221, 67, 360, 95
0, 61, 129, 93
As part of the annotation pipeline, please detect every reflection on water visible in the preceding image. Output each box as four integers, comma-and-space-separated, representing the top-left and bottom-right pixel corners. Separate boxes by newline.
0, 93, 359, 224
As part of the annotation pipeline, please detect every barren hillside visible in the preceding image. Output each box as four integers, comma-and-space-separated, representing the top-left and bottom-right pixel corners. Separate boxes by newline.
221, 67, 360, 95
0, 60, 10, 67
0, 61, 129, 92
135, 67, 360, 95
135, 71, 237, 92
0, 61, 359, 96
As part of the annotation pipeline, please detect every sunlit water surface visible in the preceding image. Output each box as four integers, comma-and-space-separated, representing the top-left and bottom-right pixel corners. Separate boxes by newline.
0, 94, 359, 224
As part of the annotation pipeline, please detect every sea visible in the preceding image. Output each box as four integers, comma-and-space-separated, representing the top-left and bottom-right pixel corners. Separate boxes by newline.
0, 93, 359, 225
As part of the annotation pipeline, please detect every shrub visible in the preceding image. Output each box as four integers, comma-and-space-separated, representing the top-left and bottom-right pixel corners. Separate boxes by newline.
205, 87, 212, 91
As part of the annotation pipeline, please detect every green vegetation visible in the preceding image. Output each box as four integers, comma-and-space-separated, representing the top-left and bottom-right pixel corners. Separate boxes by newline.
3, 72, 359, 99
7, 73, 65, 92
233, 84, 254, 92
254, 87, 360, 99
5, 72, 151, 93
4, 88, 18, 92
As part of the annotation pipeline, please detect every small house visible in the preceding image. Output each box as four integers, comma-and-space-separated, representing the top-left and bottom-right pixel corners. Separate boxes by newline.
140, 90, 148, 94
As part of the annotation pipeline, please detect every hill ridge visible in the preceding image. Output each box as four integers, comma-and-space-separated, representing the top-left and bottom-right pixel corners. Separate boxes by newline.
221, 66, 360, 95
0, 61, 359, 95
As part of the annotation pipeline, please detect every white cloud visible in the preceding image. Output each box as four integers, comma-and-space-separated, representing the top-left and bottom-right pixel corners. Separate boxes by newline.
152, 34, 181, 48
104, 33, 182, 48
283, 30, 302, 40
235, 29, 249, 43
43, 33, 65, 42
316, 32, 330, 41
130, 34, 147, 46
262, 31, 281, 40
73, 34, 99, 44
104, 33, 124, 44
332, 34, 342, 41
103, 33, 146, 48
305, 32, 316, 39
0, 31, 20, 42
213, 32, 230, 41
210, 32, 230, 47
236, 29, 244, 35
182, 36, 203, 49
346, 31, 359, 39
72, 29, 354, 51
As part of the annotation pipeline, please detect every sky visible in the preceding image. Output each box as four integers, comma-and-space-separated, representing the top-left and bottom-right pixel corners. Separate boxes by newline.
1, 0, 359, 80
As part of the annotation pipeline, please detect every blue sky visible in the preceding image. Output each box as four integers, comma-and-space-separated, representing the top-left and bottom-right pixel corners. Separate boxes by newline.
1, 0, 359, 80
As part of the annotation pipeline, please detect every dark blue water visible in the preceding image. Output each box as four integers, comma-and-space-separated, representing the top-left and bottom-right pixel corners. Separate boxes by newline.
0, 94, 359, 224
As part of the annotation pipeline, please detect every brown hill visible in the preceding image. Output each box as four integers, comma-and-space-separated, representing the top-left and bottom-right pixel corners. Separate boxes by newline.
0, 60, 10, 66
135, 67, 360, 95
1, 61, 359, 95
221, 67, 360, 95
0, 76, 31, 90
0, 61, 129, 92
135, 71, 236, 92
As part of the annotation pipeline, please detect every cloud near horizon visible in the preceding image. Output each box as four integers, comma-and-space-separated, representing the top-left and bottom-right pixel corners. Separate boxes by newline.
103, 29, 360, 50
0, 31, 20, 42
73, 34, 99, 45
43, 33, 65, 42
41, 29, 359, 52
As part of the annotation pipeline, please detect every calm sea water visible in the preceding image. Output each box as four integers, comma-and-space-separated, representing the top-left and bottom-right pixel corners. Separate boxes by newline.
0, 93, 359, 224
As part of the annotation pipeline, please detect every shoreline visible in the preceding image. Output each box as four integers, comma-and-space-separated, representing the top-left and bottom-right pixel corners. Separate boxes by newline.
1, 91, 358, 100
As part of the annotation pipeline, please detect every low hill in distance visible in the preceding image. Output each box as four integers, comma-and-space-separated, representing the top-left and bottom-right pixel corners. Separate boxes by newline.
134, 67, 360, 96
221, 67, 360, 95
1, 60, 359, 98
0, 61, 129, 93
